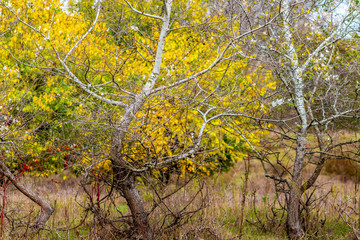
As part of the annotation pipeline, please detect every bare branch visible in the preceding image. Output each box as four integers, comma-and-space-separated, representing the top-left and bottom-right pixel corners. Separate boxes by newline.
123, 0, 163, 21
63, 0, 102, 62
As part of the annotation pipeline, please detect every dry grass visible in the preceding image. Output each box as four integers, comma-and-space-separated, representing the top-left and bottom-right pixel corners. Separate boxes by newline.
1, 158, 360, 239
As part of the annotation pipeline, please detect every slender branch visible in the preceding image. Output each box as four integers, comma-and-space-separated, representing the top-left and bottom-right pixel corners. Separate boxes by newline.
63, 0, 102, 62
123, 0, 163, 20
306, 151, 360, 163
265, 173, 290, 187
58, 57, 128, 107
310, 108, 360, 127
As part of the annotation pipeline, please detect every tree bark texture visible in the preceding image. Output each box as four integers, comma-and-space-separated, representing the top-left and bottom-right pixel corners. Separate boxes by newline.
287, 128, 307, 239
113, 162, 152, 239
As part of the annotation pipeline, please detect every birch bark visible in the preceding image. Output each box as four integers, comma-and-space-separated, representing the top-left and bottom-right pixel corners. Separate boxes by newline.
109, 1, 173, 238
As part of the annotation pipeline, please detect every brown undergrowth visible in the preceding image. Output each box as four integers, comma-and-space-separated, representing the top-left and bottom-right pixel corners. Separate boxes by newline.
1, 157, 359, 239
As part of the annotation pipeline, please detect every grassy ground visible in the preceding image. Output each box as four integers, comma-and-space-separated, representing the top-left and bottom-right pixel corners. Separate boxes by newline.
2, 157, 359, 239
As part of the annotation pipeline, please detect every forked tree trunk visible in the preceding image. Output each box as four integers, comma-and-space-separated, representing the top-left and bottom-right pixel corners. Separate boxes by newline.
111, 126, 153, 239
107, 1, 172, 238
0, 161, 54, 228
110, 103, 153, 239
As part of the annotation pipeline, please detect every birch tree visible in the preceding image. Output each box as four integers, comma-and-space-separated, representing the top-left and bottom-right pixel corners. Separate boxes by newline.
245, 0, 360, 238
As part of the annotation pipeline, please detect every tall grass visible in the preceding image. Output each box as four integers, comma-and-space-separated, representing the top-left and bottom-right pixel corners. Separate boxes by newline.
1, 158, 359, 239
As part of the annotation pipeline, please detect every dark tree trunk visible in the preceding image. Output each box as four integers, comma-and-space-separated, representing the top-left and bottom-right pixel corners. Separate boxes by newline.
286, 128, 306, 239
287, 186, 303, 239
113, 163, 153, 240
110, 102, 153, 239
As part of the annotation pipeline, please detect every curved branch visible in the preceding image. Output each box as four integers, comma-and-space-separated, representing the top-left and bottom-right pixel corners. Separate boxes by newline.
123, 0, 163, 21
63, 0, 102, 62
0, 161, 54, 228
